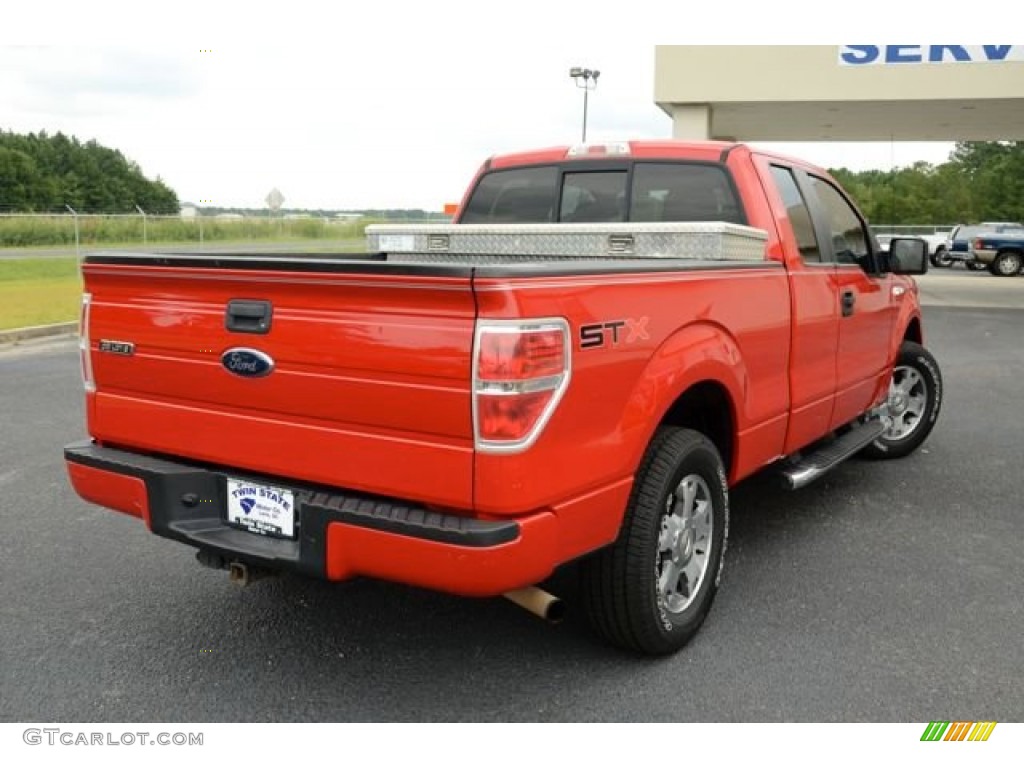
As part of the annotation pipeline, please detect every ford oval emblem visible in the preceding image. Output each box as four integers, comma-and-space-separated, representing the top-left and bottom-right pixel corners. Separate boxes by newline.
221, 348, 275, 378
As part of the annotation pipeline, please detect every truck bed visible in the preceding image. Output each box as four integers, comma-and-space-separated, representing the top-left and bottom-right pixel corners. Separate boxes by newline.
79, 249, 783, 515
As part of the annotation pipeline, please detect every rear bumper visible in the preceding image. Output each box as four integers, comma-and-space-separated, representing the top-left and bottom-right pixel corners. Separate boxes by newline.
970, 248, 996, 264
64, 441, 558, 596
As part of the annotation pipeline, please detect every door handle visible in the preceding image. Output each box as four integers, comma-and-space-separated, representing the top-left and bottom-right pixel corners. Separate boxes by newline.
841, 290, 856, 317
225, 299, 273, 334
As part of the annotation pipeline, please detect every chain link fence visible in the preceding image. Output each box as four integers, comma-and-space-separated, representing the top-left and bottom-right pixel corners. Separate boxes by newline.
868, 224, 957, 237
0, 212, 393, 250
1, 213, 960, 251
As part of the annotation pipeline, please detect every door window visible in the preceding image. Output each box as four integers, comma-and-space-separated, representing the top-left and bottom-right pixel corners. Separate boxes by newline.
808, 176, 872, 269
769, 166, 821, 263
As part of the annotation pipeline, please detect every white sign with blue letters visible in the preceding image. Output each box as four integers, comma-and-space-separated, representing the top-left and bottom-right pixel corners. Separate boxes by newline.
839, 45, 1024, 65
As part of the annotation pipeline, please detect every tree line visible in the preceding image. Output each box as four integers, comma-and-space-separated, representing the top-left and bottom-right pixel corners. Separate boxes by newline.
0, 130, 179, 214
2, 130, 1021, 225
830, 141, 1024, 226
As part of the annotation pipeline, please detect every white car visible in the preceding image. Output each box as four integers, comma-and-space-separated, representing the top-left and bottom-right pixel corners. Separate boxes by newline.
874, 231, 949, 262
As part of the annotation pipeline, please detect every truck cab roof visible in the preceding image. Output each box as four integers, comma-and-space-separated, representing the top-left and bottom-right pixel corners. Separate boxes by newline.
484, 140, 830, 176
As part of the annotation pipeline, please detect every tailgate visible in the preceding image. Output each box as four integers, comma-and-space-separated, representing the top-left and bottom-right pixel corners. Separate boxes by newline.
81, 254, 476, 508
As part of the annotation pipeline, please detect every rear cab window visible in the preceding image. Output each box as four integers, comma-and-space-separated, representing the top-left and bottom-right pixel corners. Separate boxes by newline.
459, 167, 558, 223
460, 162, 745, 225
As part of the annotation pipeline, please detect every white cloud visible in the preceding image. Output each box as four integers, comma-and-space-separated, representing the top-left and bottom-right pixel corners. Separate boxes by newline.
1, 43, 674, 209
0, 4, 999, 210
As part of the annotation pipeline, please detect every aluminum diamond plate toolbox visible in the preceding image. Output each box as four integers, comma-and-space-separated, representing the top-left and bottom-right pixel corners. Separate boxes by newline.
366, 223, 767, 262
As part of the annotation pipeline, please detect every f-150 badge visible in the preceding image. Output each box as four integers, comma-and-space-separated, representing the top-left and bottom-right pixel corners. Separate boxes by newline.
98, 340, 135, 355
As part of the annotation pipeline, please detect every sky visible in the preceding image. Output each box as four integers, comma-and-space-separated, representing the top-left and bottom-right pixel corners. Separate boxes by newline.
0, 3, 999, 212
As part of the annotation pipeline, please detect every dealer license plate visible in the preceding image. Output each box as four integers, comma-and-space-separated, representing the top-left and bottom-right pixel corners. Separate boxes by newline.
225, 478, 296, 539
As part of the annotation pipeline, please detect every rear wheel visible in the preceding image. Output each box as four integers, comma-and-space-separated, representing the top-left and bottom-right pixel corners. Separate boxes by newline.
862, 342, 942, 459
990, 251, 1023, 277
581, 428, 728, 655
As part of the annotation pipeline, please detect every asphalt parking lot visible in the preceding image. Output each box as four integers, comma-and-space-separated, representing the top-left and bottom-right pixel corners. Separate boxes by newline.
1, 271, 1021, 722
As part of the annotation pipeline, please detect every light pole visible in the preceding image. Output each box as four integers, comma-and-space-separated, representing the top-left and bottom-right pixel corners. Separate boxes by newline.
569, 67, 600, 142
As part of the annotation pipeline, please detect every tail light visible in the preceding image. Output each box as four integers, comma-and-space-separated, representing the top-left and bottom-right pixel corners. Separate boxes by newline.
473, 318, 571, 452
972, 238, 984, 250
79, 293, 95, 393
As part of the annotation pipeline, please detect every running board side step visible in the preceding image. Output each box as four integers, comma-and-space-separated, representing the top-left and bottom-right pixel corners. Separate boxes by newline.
779, 419, 886, 490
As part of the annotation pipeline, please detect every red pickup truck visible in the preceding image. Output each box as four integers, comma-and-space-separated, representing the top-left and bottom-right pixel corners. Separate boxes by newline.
64, 140, 942, 655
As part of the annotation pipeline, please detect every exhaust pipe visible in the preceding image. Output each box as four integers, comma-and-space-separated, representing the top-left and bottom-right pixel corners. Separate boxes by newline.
227, 560, 274, 587
503, 586, 565, 624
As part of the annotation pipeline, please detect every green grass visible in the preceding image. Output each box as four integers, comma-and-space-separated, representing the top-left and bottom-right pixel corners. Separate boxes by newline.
0, 239, 368, 332
0, 224, 378, 331
0, 258, 81, 330
0, 216, 377, 248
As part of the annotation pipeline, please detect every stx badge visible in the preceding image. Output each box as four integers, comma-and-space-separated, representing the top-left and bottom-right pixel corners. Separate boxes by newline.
579, 317, 650, 349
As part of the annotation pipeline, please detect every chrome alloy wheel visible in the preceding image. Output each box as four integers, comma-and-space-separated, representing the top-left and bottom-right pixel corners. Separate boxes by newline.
657, 474, 713, 614
994, 252, 1023, 276
883, 365, 928, 441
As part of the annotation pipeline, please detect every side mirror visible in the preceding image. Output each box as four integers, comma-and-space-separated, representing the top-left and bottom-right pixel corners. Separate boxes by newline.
887, 238, 928, 275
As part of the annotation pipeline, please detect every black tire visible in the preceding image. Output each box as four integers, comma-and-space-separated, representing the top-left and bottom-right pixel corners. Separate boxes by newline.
966, 259, 988, 271
930, 248, 951, 268
581, 428, 728, 655
861, 341, 942, 460
990, 250, 1023, 277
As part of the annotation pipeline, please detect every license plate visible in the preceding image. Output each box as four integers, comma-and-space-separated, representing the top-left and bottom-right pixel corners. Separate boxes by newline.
225, 478, 295, 539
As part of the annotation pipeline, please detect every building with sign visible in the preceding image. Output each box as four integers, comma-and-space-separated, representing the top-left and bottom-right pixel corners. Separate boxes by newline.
654, 46, 1024, 142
